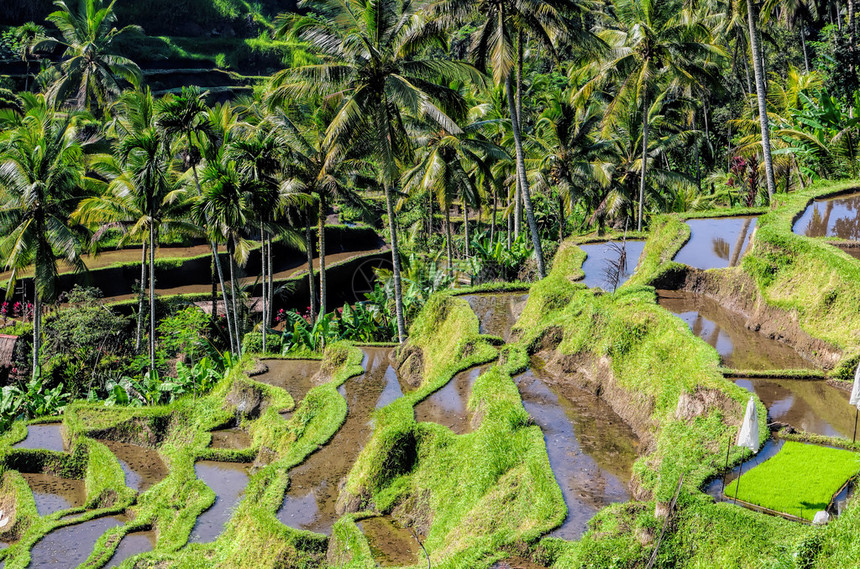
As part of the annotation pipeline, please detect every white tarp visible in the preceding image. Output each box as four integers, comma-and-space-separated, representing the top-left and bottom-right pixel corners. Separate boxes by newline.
850, 362, 860, 408
736, 396, 759, 452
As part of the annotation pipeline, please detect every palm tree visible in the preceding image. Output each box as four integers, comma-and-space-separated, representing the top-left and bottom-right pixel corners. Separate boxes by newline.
577, 0, 724, 230
403, 119, 505, 269
112, 90, 189, 372
45, 0, 141, 115
744, 0, 778, 200
0, 102, 87, 381
196, 160, 261, 354
156, 89, 240, 353
272, 0, 484, 342
13, 22, 47, 92
428, 0, 594, 278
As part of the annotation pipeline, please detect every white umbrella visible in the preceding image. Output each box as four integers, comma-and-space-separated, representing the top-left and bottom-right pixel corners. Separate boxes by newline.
732, 396, 759, 504
850, 362, 860, 442
736, 396, 759, 452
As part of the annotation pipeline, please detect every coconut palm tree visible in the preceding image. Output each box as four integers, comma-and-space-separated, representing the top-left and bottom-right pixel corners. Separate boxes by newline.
13, 22, 47, 92
576, 0, 724, 230
403, 119, 506, 268
272, 0, 484, 342
45, 0, 141, 115
0, 101, 87, 381
427, 0, 596, 278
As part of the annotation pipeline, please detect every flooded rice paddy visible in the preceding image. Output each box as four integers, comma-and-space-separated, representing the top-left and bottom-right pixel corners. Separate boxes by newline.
514, 357, 638, 540
656, 290, 814, 370
189, 461, 250, 543
735, 378, 854, 439
14, 424, 65, 452
276, 348, 403, 535
22, 473, 85, 516
27, 515, 124, 568
414, 366, 487, 434
252, 359, 322, 405
673, 216, 757, 270
793, 192, 860, 241
578, 240, 646, 291
105, 529, 156, 568
99, 441, 167, 493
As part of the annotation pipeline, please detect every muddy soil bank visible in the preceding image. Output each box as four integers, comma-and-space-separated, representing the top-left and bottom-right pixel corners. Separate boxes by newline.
653, 268, 841, 370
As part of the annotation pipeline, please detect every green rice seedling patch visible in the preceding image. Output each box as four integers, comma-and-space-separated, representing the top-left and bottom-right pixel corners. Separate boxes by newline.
724, 441, 860, 521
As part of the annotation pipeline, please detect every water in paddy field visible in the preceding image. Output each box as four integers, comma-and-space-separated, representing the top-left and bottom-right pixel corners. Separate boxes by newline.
656, 290, 814, 370
793, 192, 860, 240
99, 441, 168, 493
27, 515, 124, 569
208, 428, 252, 450
578, 240, 646, 291
22, 473, 85, 516
276, 348, 403, 535
673, 217, 757, 270
357, 516, 422, 567
14, 424, 65, 452
252, 359, 322, 405
188, 461, 250, 543
735, 378, 855, 439
414, 366, 488, 434
104, 529, 156, 568
514, 358, 638, 540
463, 293, 529, 341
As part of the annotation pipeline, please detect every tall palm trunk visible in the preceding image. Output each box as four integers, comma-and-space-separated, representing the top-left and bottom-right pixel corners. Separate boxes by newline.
506, 73, 546, 279
318, 194, 327, 318
558, 193, 566, 242
490, 193, 497, 244
464, 203, 470, 258
384, 181, 407, 342
261, 224, 267, 353
514, 30, 524, 238
212, 242, 235, 354
136, 242, 146, 352
149, 223, 156, 374
267, 235, 273, 327
747, 0, 777, 201
32, 291, 40, 381
800, 25, 810, 73
305, 214, 317, 322
445, 203, 453, 271
227, 241, 241, 354
427, 191, 433, 245
638, 101, 650, 232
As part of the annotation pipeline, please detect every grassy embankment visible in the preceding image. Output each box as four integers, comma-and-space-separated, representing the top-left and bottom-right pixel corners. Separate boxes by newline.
724, 442, 859, 521
0, 343, 367, 568
333, 292, 565, 568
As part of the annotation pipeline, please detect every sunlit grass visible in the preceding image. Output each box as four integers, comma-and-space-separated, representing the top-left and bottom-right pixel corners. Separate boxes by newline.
725, 441, 860, 521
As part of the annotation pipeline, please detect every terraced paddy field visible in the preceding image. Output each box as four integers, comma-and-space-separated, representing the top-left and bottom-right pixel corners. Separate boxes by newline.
2, 182, 860, 568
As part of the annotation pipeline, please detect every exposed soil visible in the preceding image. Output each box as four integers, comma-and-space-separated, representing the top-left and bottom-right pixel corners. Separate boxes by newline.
463, 293, 529, 341
28, 515, 125, 569
578, 240, 646, 291
189, 461, 250, 543
793, 192, 860, 240
105, 529, 157, 568
208, 428, 252, 450
513, 356, 639, 540
674, 216, 757, 270
22, 473, 86, 516
357, 516, 422, 567
252, 359, 322, 404
657, 269, 842, 369
14, 424, 65, 452
278, 348, 402, 535
99, 440, 168, 493
490, 558, 551, 569
414, 366, 488, 434
735, 378, 855, 439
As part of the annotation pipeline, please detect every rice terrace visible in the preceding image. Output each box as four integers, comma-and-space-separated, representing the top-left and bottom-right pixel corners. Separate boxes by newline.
3, 0, 860, 567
